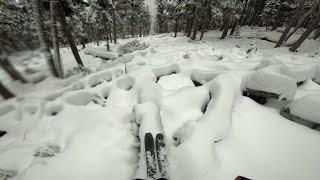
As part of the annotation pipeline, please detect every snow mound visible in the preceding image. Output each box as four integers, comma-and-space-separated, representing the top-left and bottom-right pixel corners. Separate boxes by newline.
152, 63, 181, 79
157, 74, 194, 91
288, 94, 320, 124
314, 64, 320, 84
0, 105, 15, 116
280, 64, 317, 83
84, 48, 118, 60
87, 71, 112, 87
117, 54, 134, 63
244, 71, 297, 100
65, 92, 93, 106
118, 40, 150, 55
160, 86, 210, 138
117, 76, 135, 91
191, 68, 226, 84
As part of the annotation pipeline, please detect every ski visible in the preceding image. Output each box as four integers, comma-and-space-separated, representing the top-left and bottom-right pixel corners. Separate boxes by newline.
144, 133, 157, 179
155, 133, 168, 180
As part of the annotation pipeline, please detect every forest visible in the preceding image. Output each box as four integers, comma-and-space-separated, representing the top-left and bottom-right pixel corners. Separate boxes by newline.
0, 0, 320, 180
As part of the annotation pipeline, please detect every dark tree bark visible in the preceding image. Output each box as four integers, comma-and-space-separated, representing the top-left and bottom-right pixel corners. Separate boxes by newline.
187, 6, 196, 37
111, 3, 117, 44
106, 33, 110, 51
199, 0, 211, 40
57, 3, 84, 67
31, 0, 59, 77
220, 17, 230, 39
229, 19, 238, 36
190, 7, 199, 40
139, 26, 142, 37
0, 81, 14, 100
290, 12, 320, 52
313, 28, 320, 40
275, 17, 299, 47
0, 56, 28, 83
174, 17, 180, 38
50, 0, 63, 78
274, 0, 304, 48
284, 0, 320, 43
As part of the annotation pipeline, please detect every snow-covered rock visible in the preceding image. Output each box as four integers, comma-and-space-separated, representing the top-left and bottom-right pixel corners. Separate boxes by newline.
288, 94, 320, 124
244, 71, 297, 100
84, 48, 118, 60
280, 64, 317, 83
157, 74, 194, 91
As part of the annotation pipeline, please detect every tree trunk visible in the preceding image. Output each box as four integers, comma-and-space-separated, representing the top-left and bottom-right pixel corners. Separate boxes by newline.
106, 33, 110, 51
0, 56, 28, 83
174, 17, 179, 38
289, 12, 320, 52
285, 0, 320, 43
57, 3, 84, 67
139, 26, 142, 37
313, 28, 320, 40
199, 3, 211, 40
111, 4, 117, 44
187, 6, 196, 37
190, 7, 199, 40
50, 0, 63, 78
31, 0, 59, 77
229, 19, 238, 36
0, 81, 14, 100
220, 17, 230, 39
275, 17, 299, 47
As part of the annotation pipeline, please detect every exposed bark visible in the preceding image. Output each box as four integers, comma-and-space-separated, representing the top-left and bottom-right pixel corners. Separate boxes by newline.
57, 2, 84, 67
50, 0, 63, 78
31, 0, 59, 77
111, 4, 117, 44
139, 26, 142, 37
187, 6, 196, 37
220, 17, 230, 39
289, 12, 320, 52
313, 28, 320, 40
174, 17, 179, 38
190, 7, 199, 40
0, 81, 14, 100
275, 0, 305, 48
199, 0, 211, 40
106, 33, 110, 51
0, 55, 28, 83
229, 19, 238, 36
285, 0, 320, 43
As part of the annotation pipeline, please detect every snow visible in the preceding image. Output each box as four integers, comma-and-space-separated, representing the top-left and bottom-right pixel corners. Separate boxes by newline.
244, 70, 297, 100
288, 94, 320, 124
84, 47, 118, 60
1, 27, 320, 180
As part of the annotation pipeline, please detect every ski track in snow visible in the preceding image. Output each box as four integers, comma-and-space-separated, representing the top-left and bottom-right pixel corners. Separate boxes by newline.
1, 28, 320, 180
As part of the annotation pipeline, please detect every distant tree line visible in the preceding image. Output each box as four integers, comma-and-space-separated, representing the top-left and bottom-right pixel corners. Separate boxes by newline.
155, 0, 320, 51
0, 0, 151, 99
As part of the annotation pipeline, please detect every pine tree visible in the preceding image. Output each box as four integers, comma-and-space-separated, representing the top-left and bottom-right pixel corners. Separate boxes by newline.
31, 0, 59, 77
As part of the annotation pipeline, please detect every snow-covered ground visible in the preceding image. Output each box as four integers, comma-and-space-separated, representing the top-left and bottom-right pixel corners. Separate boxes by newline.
1, 27, 320, 180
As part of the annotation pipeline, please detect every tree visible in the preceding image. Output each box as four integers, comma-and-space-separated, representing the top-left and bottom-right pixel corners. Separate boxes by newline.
57, 2, 84, 67
289, 11, 320, 52
0, 81, 15, 100
31, 0, 59, 77
0, 55, 28, 83
50, 0, 63, 78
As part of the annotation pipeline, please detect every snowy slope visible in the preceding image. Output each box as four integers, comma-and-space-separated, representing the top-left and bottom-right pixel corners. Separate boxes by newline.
1, 27, 320, 180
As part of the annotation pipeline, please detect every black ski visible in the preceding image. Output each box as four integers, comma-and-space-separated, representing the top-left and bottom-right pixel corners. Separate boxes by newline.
155, 133, 168, 180
144, 133, 157, 179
